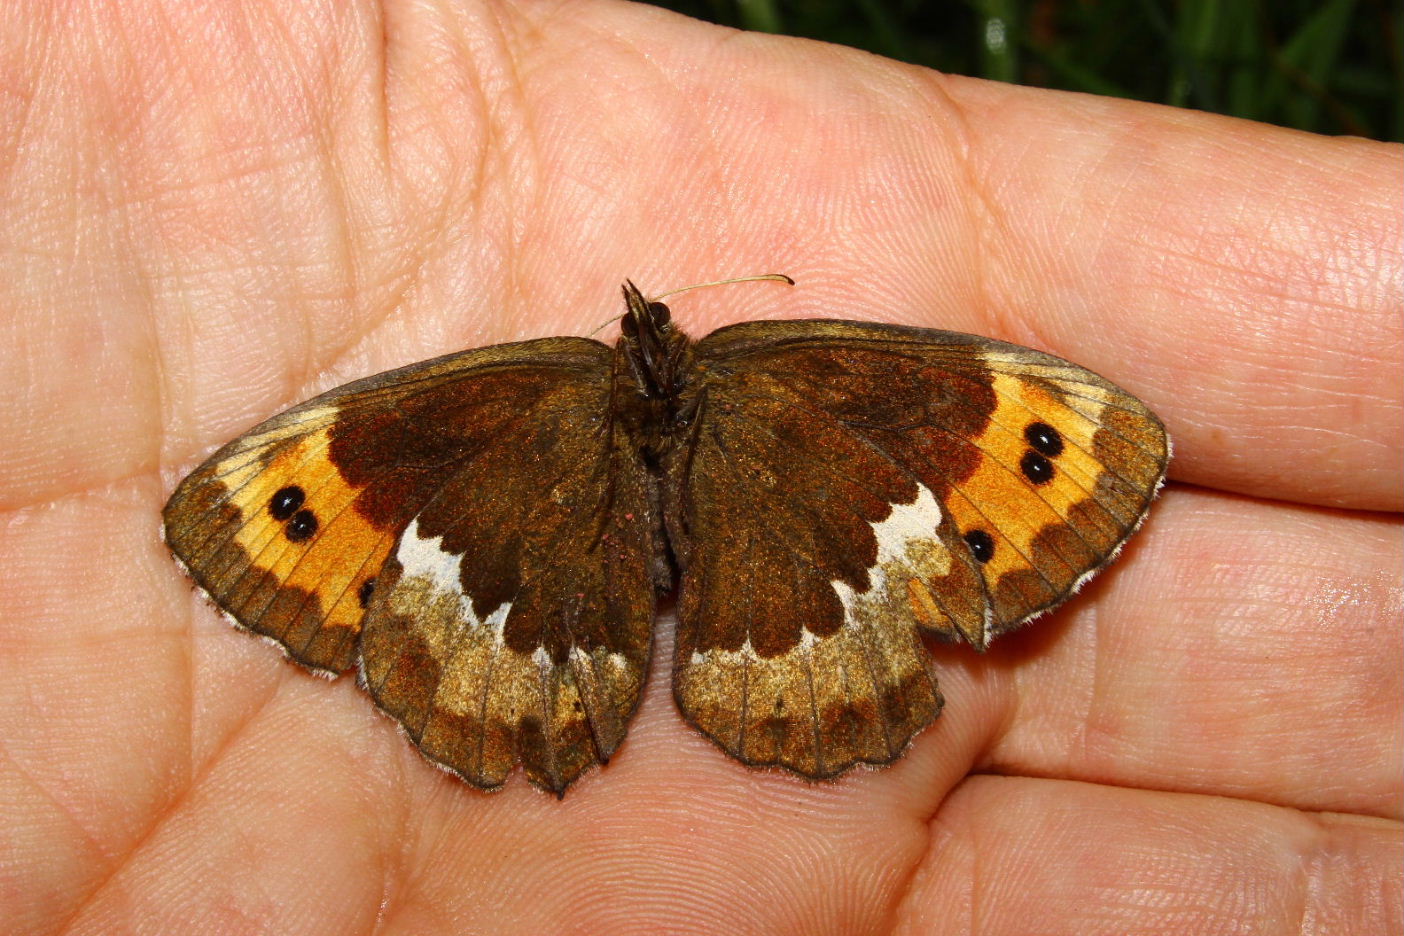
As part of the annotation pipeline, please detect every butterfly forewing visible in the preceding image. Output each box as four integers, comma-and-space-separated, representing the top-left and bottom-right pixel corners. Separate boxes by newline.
163, 337, 657, 794
943, 344, 1168, 636
665, 320, 1167, 777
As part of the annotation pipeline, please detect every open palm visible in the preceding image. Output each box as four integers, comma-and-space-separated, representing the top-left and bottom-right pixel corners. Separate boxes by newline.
3, 2, 1399, 934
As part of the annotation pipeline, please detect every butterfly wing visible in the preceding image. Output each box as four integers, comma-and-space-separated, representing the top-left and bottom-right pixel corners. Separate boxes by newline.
665, 319, 1168, 778
163, 338, 657, 794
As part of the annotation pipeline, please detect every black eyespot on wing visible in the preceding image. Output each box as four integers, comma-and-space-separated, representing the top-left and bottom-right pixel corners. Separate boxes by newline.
964, 529, 995, 563
1020, 451, 1054, 485
357, 578, 376, 608
269, 485, 305, 521
1024, 422, 1064, 457
285, 509, 319, 542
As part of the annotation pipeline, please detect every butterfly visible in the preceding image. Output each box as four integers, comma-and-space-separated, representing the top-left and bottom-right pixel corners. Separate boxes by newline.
163, 277, 1169, 796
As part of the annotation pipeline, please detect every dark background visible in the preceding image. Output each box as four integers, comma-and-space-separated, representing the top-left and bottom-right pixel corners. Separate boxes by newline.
645, 0, 1401, 141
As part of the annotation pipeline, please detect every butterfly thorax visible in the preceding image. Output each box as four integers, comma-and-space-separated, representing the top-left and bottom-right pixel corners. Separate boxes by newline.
616, 281, 695, 461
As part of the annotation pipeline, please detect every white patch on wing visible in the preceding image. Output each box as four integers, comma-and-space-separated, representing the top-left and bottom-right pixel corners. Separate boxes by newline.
691, 638, 759, 668
676, 486, 947, 772
831, 482, 946, 620
872, 484, 944, 566
395, 515, 510, 643
396, 516, 465, 597
567, 645, 628, 673
569, 645, 631, 677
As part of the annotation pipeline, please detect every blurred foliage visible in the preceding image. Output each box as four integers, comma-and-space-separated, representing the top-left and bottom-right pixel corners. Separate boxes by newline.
644, 0, 1401, 141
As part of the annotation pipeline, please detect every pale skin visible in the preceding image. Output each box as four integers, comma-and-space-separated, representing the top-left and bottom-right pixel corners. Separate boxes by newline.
1, 1, 1399, 933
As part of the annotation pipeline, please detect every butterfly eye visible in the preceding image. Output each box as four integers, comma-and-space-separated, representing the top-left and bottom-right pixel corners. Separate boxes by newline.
1019, 421, 1063, 485
620, 313, 638, 337
647, 301, 671, 327
267, 485, 319, 541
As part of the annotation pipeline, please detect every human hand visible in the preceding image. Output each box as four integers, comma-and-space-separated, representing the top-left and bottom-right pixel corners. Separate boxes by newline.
3, 3, 1398, 934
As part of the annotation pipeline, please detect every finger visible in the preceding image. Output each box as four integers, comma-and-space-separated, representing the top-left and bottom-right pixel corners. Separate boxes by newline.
907, 775, 1402, 935
936, 78, 1403, 511
954, 487, 1402, 817
500, 11, 1401, 511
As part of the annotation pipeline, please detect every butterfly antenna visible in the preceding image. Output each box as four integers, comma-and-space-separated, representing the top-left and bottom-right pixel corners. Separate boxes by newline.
586, 274, 795, 336
586, 312, 627, 338
652, 273, 794, 302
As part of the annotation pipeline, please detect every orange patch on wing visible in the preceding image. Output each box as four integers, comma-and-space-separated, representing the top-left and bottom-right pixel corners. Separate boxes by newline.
944, 371, 1121, 618
220, 427, 393, 644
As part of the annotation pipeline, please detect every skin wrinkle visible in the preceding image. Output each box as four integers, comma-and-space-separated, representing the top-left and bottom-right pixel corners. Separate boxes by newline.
882, 756, 986, 935
1072, 597, 1110, 775
373, 778, 441, 936
1294, 829, 1323, 936
389, 16, 514, 341
49, 661, 291, 934
911, 67, 988, 263
1291, 812, 1400, 936
493, 3, 575, 280
884, 820, 947, 936
0, 739, 106, 865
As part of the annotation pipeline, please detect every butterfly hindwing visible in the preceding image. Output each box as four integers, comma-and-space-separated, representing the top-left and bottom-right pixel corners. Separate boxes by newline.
665, 320, 1168, 777
164, 337, 656, 794
356, 367, 658, 794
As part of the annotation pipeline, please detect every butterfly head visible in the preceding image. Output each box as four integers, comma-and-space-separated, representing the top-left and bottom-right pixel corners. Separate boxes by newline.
619, 280, 688, 402
620, 280, 673, 337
